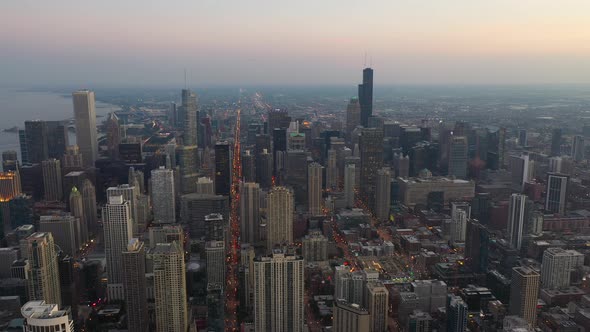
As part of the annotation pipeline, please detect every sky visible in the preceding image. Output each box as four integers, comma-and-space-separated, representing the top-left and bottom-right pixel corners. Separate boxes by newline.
1, 0, 590, 87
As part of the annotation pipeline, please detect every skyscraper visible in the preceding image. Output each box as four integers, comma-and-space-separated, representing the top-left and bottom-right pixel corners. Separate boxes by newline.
39, 214, 80, 256
2, 150, 18, 172
240, 182, 260, 244
122, 238, 148, 332
242, 150, 256, 182
151, 167, 176, 223
81, 179, 97, 235
103, 195, 133, 300
153, 241, 188, 332
507, 194, 527, 250
545, 173, 568, 215
266, 186, 294, 251
69, 187, 87, 250
148, 224, 184, 248
23, 120, 69, 164
41, 159, 63, 202
375, 167, 391, 221
205, 240, 225, 288
181, 89, 198, 146
214, 141, 231, 196
326, 149, 338, 190
72, 90, 98, 167
572, 135, 585, 161
22, 232, 62, 305
541, 247, 583, 289
106, 113, 122, 159
196, 176, 215, 195
447, 295, 468, 332
450, 202, 471, 243
181, 193, 229, 238
308, 162, 323, 216
256, 148, 273, 188
107, 184, 141, 236
177, 145, 199, 194
61, 145, 84, 172
302, 231, 328, 261
253, 251, 304, 332
344, 164, 356, 208
551, 128, 562, 156
359, 128, 383, 209
346, 97, 361, 142
448, 135, 468, 179
509, 266, 540, 326
366, 281, 389, 332
358, 68, 374, 128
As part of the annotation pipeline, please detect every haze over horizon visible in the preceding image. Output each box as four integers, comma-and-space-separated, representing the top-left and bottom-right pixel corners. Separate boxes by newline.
2, 0, 590, 87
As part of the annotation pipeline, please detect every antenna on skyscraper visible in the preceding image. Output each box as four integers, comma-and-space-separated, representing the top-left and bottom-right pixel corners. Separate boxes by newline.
184, 69, 187, 89
369, 54, 373, 67
364, 52, 367, 67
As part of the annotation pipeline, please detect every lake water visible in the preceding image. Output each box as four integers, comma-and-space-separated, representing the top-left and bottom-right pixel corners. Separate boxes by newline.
0, 89, 118, 165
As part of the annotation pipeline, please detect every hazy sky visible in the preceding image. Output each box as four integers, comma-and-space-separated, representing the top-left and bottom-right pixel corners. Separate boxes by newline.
2, 0, 590, 87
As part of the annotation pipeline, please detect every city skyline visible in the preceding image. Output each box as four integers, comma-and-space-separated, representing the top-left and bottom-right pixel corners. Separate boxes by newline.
2, 1, 590, 87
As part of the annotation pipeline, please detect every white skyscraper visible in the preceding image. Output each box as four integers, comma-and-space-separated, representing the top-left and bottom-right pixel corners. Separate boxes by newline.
308, 162, 323, 216
266, 186, 294, 251
72, 90, 98, 167
507, 194, 527, 250
254, 251, 304, 332
375, 167, 391, 221
103, 195, 133, 300
151, 167, 176, 223
22, 233, 62, 306
541, 247, 583, 289
107, 184, 140, 235
153, 241, 188, 332
450, 201, 471, 243
240, 182, 260, 244
344, 164, 356, 208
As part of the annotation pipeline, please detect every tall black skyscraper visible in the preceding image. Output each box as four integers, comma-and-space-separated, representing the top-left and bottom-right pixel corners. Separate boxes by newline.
358, 67, 374, 127
551, 128, 562, 156
214, 142, 231, 196
23, 120, 68, 164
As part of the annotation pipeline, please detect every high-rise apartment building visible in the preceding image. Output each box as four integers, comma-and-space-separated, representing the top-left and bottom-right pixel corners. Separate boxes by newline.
366, 281, 389, 332
545, 173, 568, 215
359, 128, 383, 209
240, 182, 260, 244
375, 167, 391, 221
41, 159, 63, 202
450, 202, 471, 243
181, 193, 229, 238
326, 149, 338, 190
358, 68, 374, 127
302, 231, 328, 261
103, 195, 133, 300
509, 266, 540, 326
72, 90, 98, 167
151, 167, 176, 223
447, 295, 468, 332
333, 299, 370, 332
81, 179, 97, 235
308, 162, 323, 216
177, 145, 199, 194
266, 186, 294, 251
214, 141, 231, 196
62, 145, 84, 172
153, 241, 188, 332
256, 148, 273, 188
21, 301, 73, 332
122, 238, 148, 332
507, 194, 527, 250
541, 248, 583, 289
253, 251, 304, 332
2, 150, 18, 172
242, 150, 256, 182
196, 176, 215, 195
22, 233, 62, 305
